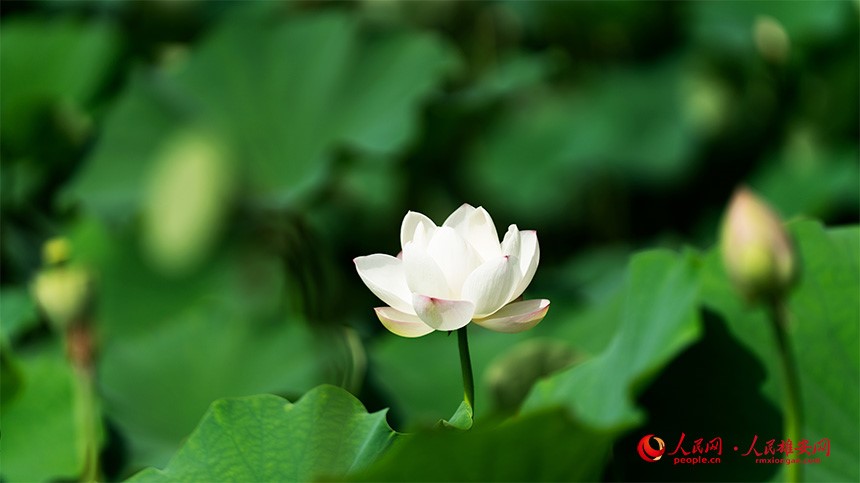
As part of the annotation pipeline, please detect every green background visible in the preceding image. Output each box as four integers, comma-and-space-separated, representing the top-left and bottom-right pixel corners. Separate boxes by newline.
1, 1, 858, 481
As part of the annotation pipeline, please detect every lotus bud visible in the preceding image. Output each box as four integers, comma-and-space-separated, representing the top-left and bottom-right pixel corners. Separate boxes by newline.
32, 238, 91, 330
754, 15, 790, 64
720, 187, 796, 302
486, 339, 576, 411
43, 237, 72, 266
142, 128, 233, 276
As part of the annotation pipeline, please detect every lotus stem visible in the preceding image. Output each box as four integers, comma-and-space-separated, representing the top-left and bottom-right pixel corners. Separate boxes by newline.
768, 300, 803, 483
457, 326, 475, 413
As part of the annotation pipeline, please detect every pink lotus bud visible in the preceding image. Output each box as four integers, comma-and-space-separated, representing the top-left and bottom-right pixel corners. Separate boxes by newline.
720, 187, 796, 302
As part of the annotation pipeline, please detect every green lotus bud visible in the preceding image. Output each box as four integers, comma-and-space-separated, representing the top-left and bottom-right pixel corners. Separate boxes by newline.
32, 239, 91, 329
720, 187, 796, 302
142, 128, 233, 276
486, 339, 576, 411
43, 237, 71, 266
684, 74, 731, 137
753, 15, 790, 64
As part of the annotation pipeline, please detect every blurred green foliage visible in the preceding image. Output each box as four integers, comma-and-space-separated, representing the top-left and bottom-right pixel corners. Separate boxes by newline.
0, 1, 857, 481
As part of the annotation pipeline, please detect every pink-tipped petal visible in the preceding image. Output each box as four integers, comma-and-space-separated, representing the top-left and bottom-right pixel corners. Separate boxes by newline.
500, 224, 521, 258
461, 255, 522, 318
354, 254, 414, 314
473, 299, 550, 333
412, 294, 475, 331
375, 307, 434, 338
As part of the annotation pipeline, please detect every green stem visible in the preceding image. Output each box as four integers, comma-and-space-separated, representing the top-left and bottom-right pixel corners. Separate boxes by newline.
768, 300, 803, 483
457, 326, 475, 413
67, 324, 100, 483
73, 366, 99, 483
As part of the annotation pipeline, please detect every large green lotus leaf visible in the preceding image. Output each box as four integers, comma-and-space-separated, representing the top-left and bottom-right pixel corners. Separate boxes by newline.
351, 408, 611, 482
99, 301, 353, 471
335, 30, 459, 153
698, 220, 859, 481
128, 385, 396, 482
524, 249, 702, 428
466, 58, 697, 223
608, 310, 782, 482
60, 71, 182, 216
0, 344, 87, 482
539, 245, 630, 307
534, 245, 630, 358
171, 14, 352, 203
66, 11, 458, 212
0, 19, 117, 152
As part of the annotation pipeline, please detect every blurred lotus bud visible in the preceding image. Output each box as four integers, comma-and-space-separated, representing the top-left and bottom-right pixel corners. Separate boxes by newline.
684, 74, 731, 137
32, 238, 91, 330
43, 237, 72, 265
754, 16, 790, 64
720, 187, 796, 302
486, 339, 576, 411
142, 128, 233, 276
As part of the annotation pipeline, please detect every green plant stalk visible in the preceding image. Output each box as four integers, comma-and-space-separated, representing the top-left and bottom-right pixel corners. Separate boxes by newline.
67, 323, 100, 483
74, 366, 99, 483
457, 326, 475, 413
768, 300, 803, 483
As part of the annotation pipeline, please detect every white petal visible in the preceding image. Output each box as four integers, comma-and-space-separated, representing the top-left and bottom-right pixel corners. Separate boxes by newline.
442, 203, 476, 233
402, 241, 452, 299
473, 299, 550, 333
375, 307, 434, 338
466, 207, 502, 261
412, 294, 475, 331
500, 224, 520, 258
354, 254, 414, 314
426, 226, 481, 295
461, 255, 522, 318
510, 230, 540, 302
401, 211, 437, 250
412, 221, 435, 249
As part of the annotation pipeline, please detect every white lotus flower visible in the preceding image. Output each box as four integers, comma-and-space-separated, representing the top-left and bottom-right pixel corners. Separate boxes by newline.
354, 204, 550, 337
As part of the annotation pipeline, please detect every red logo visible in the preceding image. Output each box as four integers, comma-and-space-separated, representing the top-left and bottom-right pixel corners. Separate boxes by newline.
638, 434, 666, 462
